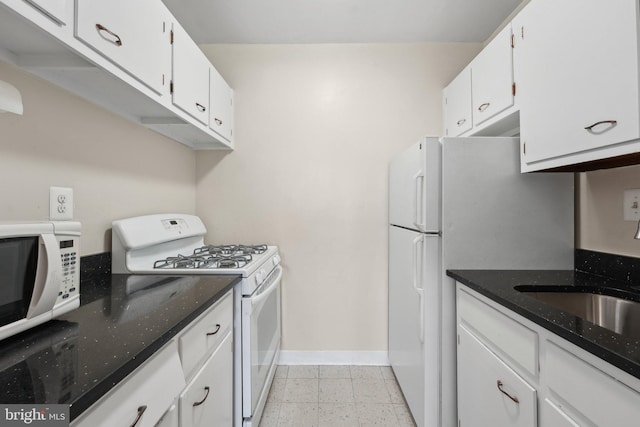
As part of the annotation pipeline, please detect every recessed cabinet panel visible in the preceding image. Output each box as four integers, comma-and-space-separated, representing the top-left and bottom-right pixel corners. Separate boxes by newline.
471, 24, 514, 127
171, 22, 209, 126
75, 0, 171, 95
209, 66, 233, 143
457, 325, 537, 427
518, 0, 640, 169
443, 67, 473, 137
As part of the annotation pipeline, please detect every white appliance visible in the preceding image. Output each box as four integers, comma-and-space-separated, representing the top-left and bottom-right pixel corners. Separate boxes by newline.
111, 213, 282, 427
388, 137, 574, 427
0, 221, 81, 341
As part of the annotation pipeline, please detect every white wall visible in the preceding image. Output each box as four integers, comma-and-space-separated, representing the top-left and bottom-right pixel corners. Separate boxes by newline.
0, 61, 197, 255
196, 43, 481, 354
578, 166, 640, 257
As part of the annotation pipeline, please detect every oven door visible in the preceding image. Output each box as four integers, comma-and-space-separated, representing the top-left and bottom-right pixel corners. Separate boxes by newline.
241, 265, 282, 418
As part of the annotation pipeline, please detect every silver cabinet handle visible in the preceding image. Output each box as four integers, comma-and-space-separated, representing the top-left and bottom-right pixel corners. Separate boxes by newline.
196, 103, 206, 112
478, 102, 490, 112
496, 380, 519, 404
456, 118, 466, 126
193, 386, 210, 407
130, 405, 147, 427
584, 120, 617, 131
96, 24, 122, 46
214, 118, 223, 126
206, 324, 221, 336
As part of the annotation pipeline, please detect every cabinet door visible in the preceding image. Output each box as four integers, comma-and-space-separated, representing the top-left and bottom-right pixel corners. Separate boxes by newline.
75, 0, 171, 95
443, 67, 472, 137
518, 0, 640, 168
179, 333, 233, 427
457, 325, 537, 427
209, 66, 234, 143
471, 24, 514, 127
171, 22, 209, 125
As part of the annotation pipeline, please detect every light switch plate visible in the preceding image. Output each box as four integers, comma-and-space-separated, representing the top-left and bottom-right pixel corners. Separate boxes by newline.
49, 187, 73, 220
623, 189, 640, 221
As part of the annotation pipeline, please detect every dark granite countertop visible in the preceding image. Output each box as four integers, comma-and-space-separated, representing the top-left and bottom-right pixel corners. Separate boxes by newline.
0, 269, 241, 420
447, 269, 640, 380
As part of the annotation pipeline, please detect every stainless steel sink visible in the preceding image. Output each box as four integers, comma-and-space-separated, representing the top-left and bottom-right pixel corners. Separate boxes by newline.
517, 287, 640, 339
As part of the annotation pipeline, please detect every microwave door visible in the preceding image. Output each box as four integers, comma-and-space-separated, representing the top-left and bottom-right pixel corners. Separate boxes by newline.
0, 236, 39, 327
27, 234, 62, 319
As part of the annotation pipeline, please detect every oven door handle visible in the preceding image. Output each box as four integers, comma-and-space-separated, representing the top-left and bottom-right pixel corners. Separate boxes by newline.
251, 266, 283, 308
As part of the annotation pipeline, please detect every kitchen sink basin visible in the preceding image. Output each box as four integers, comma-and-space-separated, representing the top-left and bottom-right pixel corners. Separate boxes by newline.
515, 286, 640, 339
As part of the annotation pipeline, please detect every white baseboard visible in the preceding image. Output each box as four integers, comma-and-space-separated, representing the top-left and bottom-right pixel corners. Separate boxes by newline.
277, 351, 389, 366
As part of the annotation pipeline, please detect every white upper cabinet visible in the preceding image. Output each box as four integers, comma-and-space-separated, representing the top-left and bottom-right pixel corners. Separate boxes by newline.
23, 0, 69, 25
443, 23, 517, 137
443, 66, 472, 137
471, 24, 515, 128
209, 65, 234, 144
75, 0, 171, 96
518, 0, 640, 171
171, 21, 210, 126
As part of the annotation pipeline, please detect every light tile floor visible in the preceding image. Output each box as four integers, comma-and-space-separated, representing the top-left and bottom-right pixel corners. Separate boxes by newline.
259, 365, 417, 427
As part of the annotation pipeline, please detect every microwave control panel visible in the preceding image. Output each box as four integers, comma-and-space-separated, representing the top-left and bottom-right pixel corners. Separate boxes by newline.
57, 236, 80, 303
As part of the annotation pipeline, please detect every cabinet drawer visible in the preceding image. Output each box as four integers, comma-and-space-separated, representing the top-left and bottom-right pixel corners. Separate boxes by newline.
458, 289, 538, 377
72, 341, 185, 427
179, 291, 233, 378
458, 325, 537, 427
545, 341, 640, 426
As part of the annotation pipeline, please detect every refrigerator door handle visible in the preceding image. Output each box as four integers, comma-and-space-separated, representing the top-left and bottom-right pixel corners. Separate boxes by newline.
412, 235, 424, 343
413, 170, 425, 231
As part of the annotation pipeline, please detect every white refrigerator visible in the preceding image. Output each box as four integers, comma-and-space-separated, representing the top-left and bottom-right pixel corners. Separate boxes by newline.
388, 136, 574, 427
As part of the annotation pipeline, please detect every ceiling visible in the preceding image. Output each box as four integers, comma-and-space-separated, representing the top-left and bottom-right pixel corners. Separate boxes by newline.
161, 0, 524, 44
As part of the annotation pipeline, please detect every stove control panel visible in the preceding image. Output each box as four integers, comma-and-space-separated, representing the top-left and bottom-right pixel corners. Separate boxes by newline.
161, 218, 188, 230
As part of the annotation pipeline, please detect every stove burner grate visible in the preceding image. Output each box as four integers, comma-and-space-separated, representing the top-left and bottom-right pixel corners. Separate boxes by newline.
152, 246, 266, 270
193, 244, 268, 256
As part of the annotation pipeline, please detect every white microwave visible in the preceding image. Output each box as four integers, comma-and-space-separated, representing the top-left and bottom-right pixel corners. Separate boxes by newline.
0, 221, 81, 341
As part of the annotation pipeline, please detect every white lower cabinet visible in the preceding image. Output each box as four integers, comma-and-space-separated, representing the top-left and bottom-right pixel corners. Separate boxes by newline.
72, 290, 234, 427
457, 284, 640, 427
179, 332, 233, 427
72, 341, 186, 427
458, 325, 537, 427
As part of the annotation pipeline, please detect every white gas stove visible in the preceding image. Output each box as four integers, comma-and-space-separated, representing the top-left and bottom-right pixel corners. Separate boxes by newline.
111, 213, 280, 296
111, 213, 282, 427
